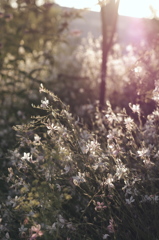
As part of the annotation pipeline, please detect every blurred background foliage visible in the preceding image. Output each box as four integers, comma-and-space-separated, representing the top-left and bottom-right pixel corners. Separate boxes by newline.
0, 0, 159, 153
0, 0, 82, 206
0, 0, 81, 154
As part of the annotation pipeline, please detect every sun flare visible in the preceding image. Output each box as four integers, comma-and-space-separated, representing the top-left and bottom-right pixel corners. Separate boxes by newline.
119, 0, 152, 18
55, 0, 158, 19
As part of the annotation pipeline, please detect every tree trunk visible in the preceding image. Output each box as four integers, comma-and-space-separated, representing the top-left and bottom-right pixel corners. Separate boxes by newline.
100, 4, 108, 110
99, 0, 120, 110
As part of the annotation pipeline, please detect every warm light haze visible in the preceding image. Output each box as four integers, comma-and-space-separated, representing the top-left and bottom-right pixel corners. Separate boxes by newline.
55, 0, 159, 18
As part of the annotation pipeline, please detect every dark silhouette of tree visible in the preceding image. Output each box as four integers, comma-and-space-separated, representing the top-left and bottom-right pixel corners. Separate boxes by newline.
99, 0, 120, 110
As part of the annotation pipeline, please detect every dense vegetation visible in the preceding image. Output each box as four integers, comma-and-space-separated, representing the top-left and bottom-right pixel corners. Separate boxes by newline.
1, 1, 159, 239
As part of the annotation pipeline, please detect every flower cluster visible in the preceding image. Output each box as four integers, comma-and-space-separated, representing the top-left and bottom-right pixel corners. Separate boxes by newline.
1, 83, 159, 240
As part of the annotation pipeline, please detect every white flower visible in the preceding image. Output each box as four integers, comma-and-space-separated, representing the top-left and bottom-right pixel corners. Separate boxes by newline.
40, 83, 44, 91
104, 174, 114, 188
152, 195, 159, 202
72, 172, 86, 185
58, 215, 66, 228
21, 152, 32, 161
62, 110, 72, 120
5, 233, 10, 239
78, 140, 89, 154
46, 223, 57, 233
141, 195, 150, 202
92, 161, 108, 171
34, 134, 41, 142
137, 148, 150, 158
103, 233, 110, 239
80, 145, 89, 154
141, 194, 159, 203
88, 140, 100, 152
107, 129, 118, 140
80, 130, 92, 140
134, 66, 142, 73
67, 222, 76, 230
41, 97, 49, 108
124, 185, 139, 196
153, 81, 159, 102
64, 165, 70, 174
92, 164, 99, 170
56, 184, 61, 191
115, 160, 128, 180
126, 196, 135, 204
7, 167, 14, 182
46, 123, 58, 135
19, 225, 27, 233
52, 223, 57, 230
124, 117, 134, 130
129, 103, 140, 113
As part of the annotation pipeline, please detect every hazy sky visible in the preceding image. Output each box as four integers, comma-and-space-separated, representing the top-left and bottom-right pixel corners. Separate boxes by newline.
55, 0, 159, 18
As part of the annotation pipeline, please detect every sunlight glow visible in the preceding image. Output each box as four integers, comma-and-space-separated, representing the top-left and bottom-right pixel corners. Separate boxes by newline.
55, 0, 159, 19
119, 0, 154, 18
11, 0, 159, 19
55, 0, 100, 12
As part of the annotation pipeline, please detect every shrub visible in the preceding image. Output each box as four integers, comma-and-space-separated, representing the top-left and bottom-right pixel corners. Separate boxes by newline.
0, 0, 81, 189
52, 34, 159, 118
1, 83, 159, 240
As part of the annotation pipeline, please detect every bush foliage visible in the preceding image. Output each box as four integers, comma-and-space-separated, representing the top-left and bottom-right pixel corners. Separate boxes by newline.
1, 83, 159, 240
